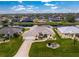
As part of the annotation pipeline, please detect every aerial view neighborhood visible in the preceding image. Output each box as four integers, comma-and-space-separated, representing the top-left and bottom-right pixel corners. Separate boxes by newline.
0, 1, 79, 57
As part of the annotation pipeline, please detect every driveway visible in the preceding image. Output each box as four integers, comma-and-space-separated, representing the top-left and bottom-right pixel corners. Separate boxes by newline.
14, 25, 54, 57
14, 37, 35, 57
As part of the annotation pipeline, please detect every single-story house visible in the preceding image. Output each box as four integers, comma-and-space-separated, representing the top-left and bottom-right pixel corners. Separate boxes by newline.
0, 27, 22, 37
57, 26, 79, 39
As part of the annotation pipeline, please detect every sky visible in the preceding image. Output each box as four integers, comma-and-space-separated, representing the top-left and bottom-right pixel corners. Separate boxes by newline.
0, 1, 79, 14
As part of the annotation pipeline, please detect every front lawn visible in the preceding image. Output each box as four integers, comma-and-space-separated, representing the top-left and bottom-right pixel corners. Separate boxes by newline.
29, 28, 79, 57
0, 36, 23, 57
22, 28, 30, 32
29, 39, 79, 57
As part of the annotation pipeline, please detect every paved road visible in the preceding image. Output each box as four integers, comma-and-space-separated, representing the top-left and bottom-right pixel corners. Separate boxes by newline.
14, 25, 54, 57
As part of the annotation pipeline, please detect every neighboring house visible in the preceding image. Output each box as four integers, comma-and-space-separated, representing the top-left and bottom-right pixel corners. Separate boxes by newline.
12, 16, 20, 22
0, 27, 22, 37
39, 16, 45, 19
48, 16, 63, 22
38, 19, 47, 23
21, 17, 33, 22
57, 26, 79, 39
75, 17, 79, 22
31, 16, 35, 20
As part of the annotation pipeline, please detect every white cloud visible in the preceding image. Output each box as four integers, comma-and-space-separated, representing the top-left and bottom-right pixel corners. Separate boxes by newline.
11, 4, 39, 13
44, 3, 55, 6
18, 1, 23, 3
11, 5, 26, 11
41, 0, 52, 2
51, 6, 58, 9
44, 3, 58, 10
27, 5, 34, 8
26, 5, 39, 11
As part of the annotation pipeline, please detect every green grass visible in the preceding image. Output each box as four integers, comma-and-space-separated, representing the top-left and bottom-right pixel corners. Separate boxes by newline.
29, 28, 79, 57
0, 36, 23, 57
24, 28, 30, 31
22, 28, 30, 32
53, 28, 61, 39
29, 39, 79, 57
47, 22, 79, 26
14, 22, 33, 26
14, 22, 79, 26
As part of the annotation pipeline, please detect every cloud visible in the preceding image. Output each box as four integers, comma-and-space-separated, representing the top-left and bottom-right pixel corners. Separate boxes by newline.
44, 3, 58, 10
41, 0, 52, 2
51, 6, 58, 9
18, 1, 23, 4
11, 4, 39, 13
11, 5, 26, 11
44, 3, 55, 6
27, 5, 39, 10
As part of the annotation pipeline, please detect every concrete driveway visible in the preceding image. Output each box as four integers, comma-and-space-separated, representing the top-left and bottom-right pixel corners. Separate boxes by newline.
14, 25, 54, 57
14, 36, 35, 57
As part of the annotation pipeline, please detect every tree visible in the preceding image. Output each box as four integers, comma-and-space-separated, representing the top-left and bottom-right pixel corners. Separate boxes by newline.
1, 20, 9, 27
65, 15, 75, 22
33, 18, 39, 23
22, 28, 26, 32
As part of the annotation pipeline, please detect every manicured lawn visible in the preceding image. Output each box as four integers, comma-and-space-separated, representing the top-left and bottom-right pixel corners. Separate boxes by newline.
47, 22, 79, 26
14, 22, 79, 26
24, 28, 30, 31
29, 28, 79, 57
22, 28, 30, 32
0, 36, 23, 57
29, 39, 79, 57
14, 22, 33, 26
53, 28, 61, 39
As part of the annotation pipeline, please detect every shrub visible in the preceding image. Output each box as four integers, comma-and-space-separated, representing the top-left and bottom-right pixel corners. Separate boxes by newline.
13, 33, 20, 37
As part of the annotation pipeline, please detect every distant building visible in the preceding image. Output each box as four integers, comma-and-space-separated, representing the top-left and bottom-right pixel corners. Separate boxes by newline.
21, 17, 33, 22
12, 16, 20, 22
48, 16, 63, 22
75, 17, 79, 22
39, 16, 45, 19
38, 19, 47, 23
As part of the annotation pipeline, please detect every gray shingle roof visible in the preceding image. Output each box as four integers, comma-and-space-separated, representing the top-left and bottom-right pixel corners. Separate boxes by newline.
0, 27, 22, 36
